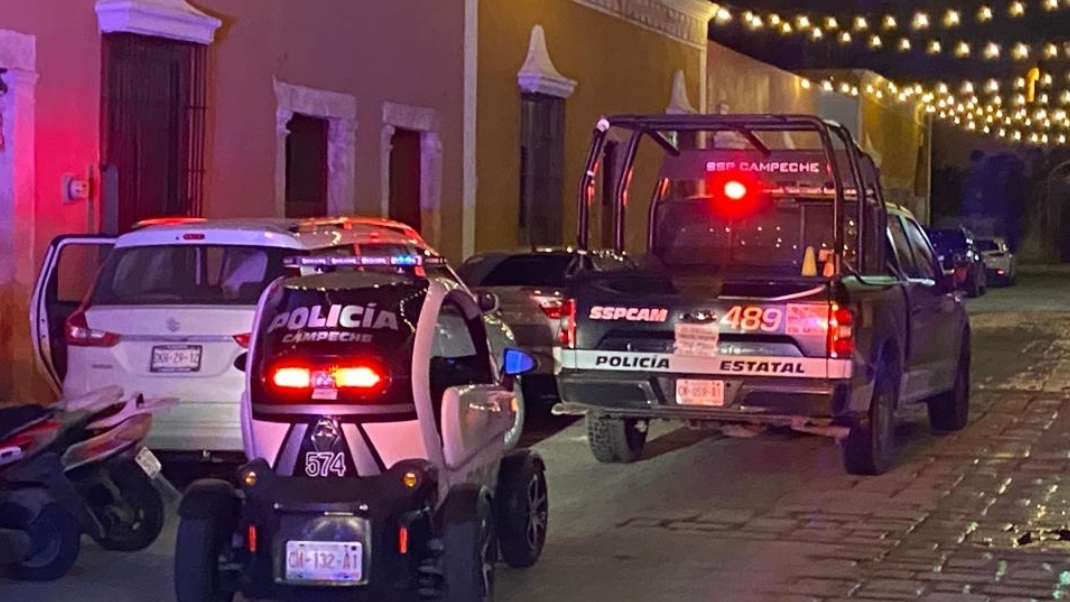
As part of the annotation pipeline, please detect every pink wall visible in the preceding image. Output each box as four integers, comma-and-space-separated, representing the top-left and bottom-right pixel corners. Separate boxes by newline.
2, 6, 102, 265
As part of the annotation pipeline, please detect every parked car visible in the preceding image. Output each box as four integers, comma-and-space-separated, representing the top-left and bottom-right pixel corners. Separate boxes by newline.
927, 227, 986, 297
457, 247, 634, 406
31, 217, 525, 476
976, 236, 1017, 285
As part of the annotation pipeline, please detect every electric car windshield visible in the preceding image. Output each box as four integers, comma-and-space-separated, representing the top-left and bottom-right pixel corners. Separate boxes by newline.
250, 272, 428, 408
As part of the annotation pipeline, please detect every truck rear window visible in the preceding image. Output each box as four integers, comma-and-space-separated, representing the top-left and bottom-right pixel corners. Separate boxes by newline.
91, 245, 288, 306
652, 199, 844, 276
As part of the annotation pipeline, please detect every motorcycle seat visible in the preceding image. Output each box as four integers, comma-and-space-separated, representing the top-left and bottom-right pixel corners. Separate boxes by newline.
0, 405, 54, 443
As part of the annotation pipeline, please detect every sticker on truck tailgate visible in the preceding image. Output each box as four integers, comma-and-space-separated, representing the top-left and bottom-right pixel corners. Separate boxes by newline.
588, 306, 669, 322
786, 304, 828, 336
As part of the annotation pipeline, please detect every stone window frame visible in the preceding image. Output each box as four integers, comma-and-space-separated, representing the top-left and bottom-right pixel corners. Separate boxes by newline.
273, 79, 358, 217
379, 101, 443, 247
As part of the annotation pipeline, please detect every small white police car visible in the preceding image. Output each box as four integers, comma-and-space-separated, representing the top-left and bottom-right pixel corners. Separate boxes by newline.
174, 254, 547, 602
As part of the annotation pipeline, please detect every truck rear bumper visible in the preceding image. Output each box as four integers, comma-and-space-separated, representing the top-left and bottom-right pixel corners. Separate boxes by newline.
554, 369, 853, 426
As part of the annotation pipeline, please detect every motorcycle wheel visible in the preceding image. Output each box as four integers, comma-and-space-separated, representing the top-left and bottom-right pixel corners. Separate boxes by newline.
90, 459, 165, 552
7, 503, 82, 581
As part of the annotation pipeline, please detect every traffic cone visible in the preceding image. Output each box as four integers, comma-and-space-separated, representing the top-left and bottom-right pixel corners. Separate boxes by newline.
801, 246, 817, 276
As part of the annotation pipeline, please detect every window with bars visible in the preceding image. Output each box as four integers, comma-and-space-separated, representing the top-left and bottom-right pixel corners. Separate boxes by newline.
519, 93, 565, 246
100, 33, 206, 234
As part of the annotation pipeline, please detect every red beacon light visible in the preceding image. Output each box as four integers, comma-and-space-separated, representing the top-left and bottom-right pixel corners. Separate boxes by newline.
723, 180, 748, 201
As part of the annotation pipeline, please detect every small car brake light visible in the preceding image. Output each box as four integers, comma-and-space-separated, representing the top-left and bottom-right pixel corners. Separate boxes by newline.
65, 309, 120, 347
557, 299, 577, 348
827, 304, 855, 358
333, 366, 383, 389
272, 367, 311, 389
233, 333, 251, 348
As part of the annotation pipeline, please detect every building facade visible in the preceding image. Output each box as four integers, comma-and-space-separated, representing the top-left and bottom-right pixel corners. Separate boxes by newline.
0, 0, 927, 401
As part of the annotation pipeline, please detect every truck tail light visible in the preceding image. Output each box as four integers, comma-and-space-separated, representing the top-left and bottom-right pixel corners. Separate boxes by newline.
557, 299, 576, 348
827, 304, 855, 359
65, 309, 120, 347
271, 366, 311, 389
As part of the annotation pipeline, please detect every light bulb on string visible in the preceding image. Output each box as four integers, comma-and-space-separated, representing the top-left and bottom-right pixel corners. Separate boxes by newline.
1045, 43, 1060, 58
811, 28, 823, 40
943, 10, 960, 27
1010, 1, 1026, 17
824, 17, 838, 30
882, 15, 897, 29
1012, 43, 1030, 59
984, 42, 1000, 59
978, 6, 994, 21
869, 35, 882, 49
912, 12, 930, 29
796, 15, 812, 30
839, 31, 852, 44
781, 22, 793, 34
714, 7, 732, 23
853, 16, 868, 31
928, 40, 942, 55
1046, 0, 1060, 11
985, 79, 1000, 93
898, 38, 911, 51
955, 42, 971, 57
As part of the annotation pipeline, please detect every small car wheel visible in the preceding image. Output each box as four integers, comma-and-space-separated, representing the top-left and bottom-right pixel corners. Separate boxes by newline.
494, 451, 548, 569
586, 415, 647, 464
928, 332, 970, 431
90, 459, 165, 552
174, 515, 235, 602
841, 353, 899, 476
7, 503, 82, 582
441, 485, 496, 602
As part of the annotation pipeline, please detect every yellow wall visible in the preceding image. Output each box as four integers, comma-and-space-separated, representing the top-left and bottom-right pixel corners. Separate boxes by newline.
477, 0, 704, 253
707, 42, 822, 115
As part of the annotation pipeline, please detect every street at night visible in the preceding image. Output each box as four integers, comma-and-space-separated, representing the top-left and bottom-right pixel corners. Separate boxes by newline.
4, 275, 1070, 602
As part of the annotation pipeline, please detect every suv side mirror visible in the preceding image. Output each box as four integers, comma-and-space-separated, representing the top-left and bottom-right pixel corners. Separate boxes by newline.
477, 292, 499, 314
234, 353, 248, 373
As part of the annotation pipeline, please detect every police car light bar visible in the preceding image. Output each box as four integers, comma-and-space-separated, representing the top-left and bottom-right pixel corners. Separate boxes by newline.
284, 255, 449, 268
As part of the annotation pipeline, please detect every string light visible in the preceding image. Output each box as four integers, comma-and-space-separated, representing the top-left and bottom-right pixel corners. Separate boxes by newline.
955, 42, 971, 57
1013, 43, 1030, 59
839, 31, 852, 44
714, 7, 732, 23
912, 12, 931, 29
984, 42, 1001, 59
869, 35, 882, 49
898, 38, 911, 52
928, 40, 943, 55
824, 17, 838, 30
1009, 1, 1026, 16
943, 9, 961, 26
979, 5, 994, 21
853, 16, 868, 31
882, 15, 897, 29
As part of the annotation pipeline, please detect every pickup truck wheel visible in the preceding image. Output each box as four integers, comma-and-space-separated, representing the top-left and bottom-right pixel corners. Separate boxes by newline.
841, 357, 898, 476
586, 415, 647, 464
929, 335, 970, 431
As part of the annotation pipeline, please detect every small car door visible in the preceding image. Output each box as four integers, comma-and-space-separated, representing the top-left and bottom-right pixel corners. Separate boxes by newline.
430, 291, 514, 480
31, 235, 116, 394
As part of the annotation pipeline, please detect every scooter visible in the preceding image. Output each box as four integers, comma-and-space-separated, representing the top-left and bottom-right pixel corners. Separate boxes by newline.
0, 386, 177, 581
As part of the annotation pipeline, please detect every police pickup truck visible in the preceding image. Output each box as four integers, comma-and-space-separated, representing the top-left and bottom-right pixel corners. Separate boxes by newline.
553, 114, 970, 475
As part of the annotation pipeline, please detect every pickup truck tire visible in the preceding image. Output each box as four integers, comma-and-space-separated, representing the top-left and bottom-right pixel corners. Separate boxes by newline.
928, 334, 970, 431
841, 353, 899, 476
586, 415, 647, 464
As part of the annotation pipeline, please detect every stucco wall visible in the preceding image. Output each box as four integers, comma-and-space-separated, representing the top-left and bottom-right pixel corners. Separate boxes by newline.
201, 0, 467, 258
476, 0, 705, 254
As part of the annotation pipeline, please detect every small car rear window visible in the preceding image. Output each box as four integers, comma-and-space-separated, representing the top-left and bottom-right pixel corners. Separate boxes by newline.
91, 245, 288, 306
477, 255, 573, 287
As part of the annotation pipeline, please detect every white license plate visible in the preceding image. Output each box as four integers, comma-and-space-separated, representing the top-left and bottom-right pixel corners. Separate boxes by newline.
135, 447, 162, 478
285, 541, 363, 583
150, 345, 202, 373
673, 323, 720, 357
676, 379, 725, 406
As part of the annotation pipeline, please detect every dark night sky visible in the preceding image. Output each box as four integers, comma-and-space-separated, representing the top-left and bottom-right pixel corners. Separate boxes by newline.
707, 1, 1070, 85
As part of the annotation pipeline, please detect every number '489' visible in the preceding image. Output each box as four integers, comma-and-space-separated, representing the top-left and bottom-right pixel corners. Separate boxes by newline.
721, 306, 783, 332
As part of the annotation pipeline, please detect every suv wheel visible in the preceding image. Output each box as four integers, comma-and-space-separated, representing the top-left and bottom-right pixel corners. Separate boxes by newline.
841, 354, 899, 475
928, 333, 970, 431
586, 415, 647, 464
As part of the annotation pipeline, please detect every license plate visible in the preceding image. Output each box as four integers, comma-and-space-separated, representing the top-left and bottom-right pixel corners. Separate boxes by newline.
150, 345, 202, 373
134, 447, 162, 478
676, 379, 725, 406
674, 323, 720, 357
285, 541, 363, 583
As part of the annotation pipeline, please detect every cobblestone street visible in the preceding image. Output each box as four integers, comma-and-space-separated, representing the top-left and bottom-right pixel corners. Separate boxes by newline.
6, 276, 1070, 601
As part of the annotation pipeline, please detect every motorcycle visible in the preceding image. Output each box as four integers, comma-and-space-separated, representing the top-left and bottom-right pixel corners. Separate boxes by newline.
0, 386, 177, 581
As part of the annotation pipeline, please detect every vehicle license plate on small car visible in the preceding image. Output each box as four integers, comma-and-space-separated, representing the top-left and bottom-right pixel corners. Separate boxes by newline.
284, 541, 363, 583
